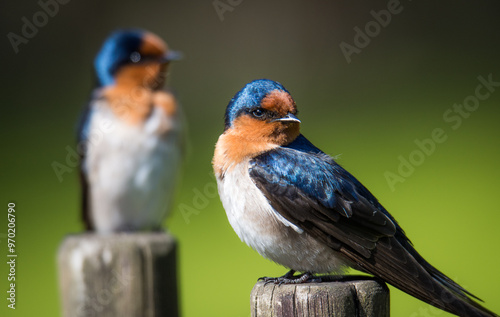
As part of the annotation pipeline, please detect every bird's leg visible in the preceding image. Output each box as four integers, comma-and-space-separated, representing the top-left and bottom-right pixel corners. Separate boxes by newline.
259, 270, 318, 285
282, 270, 296, 279
258, 270, 295, 284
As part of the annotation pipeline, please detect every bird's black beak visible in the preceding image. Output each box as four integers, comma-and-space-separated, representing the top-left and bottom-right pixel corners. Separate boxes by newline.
160, 50, 183, 63
272, 113, 301, 123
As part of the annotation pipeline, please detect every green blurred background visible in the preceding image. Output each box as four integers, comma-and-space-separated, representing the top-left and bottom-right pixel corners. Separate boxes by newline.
1, 0, 500, 316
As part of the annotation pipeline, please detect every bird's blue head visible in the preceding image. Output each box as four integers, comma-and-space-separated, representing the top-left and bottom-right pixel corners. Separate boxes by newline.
94, 29, 181, 87
214, 79, 301, 171
224, 79, 300, 130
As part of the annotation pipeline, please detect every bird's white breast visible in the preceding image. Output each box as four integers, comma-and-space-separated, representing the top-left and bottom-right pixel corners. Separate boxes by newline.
216, 161, 350, 273
85, 99, 181, 233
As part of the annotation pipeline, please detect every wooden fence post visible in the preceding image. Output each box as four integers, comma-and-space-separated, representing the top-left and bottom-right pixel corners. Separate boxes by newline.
251, 276, 389, 317
57, 232, 179, 317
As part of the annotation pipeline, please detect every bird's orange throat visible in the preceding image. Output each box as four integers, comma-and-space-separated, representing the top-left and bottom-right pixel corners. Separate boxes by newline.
213, 117, 300, 176
102, 84, 151, 125
101, 86, 176, 125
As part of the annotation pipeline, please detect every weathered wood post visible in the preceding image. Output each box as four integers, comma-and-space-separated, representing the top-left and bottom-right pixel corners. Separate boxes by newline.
251, 276, 389, 317
58, 232, 179, 317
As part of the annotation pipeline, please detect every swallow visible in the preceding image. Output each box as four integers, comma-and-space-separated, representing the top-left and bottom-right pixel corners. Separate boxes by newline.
212, 79, 498, 317
78, 29, 183, 233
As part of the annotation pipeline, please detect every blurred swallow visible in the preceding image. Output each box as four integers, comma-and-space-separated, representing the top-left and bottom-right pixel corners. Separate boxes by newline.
78, 29, 183, 233
213, 79, 498, 317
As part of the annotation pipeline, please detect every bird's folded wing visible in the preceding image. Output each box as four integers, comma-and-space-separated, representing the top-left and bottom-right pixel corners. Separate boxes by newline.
249, 143, 397, 258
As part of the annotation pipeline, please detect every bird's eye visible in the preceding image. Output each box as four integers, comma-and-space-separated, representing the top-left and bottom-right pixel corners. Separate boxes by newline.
252, 109, 264, 118
130, 51, 142, 63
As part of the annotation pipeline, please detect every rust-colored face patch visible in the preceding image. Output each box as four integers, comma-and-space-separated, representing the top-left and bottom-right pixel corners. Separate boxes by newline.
102, 85, 152, 125
139, 32, 167, 58
260, 90, 297, 116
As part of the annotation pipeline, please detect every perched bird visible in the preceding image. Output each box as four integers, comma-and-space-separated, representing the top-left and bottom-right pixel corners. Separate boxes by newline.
78, 29, 183, 233
213, 79, 498, 317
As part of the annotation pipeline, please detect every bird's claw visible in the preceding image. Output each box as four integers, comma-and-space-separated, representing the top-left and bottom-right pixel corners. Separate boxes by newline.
259, 271, 316, 285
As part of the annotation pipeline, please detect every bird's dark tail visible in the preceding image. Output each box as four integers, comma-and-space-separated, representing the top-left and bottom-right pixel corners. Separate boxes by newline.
342, 236, 498, 317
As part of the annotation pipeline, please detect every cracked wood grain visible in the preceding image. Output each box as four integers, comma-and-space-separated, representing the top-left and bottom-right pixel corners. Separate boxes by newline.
250, 276, 389, 317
